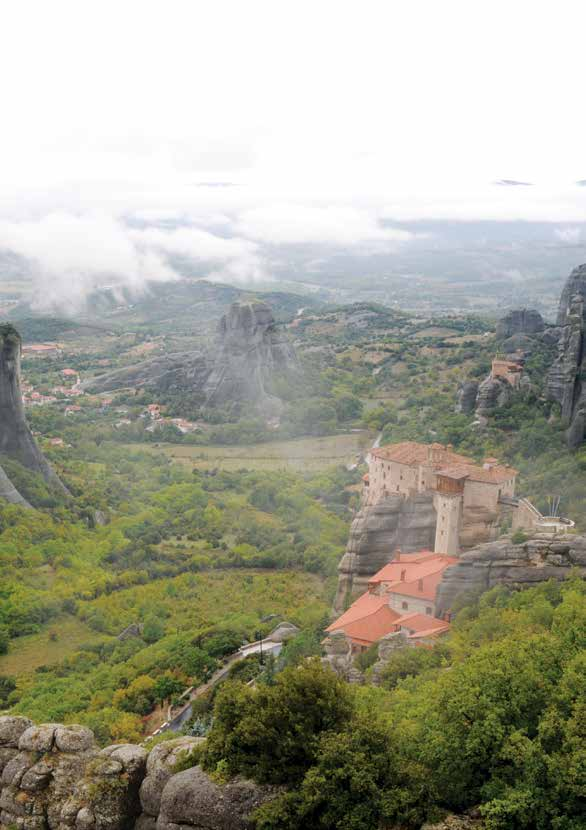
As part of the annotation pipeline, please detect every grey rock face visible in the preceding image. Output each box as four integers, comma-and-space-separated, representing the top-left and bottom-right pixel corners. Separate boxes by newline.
496, 308, 544, 339
546, 265, 586, 447
475, 375, 512, 416
500, 333, 539, 352
456, 381, 479, 414
157, 765, 279, 830
436, 533, 586, 616
83, 302, 300, 420
83, 352, 209, 397
202, 301, 299, 418
556, 263, 586, 325
0, 325, 68, 498
333, 493, 436, 612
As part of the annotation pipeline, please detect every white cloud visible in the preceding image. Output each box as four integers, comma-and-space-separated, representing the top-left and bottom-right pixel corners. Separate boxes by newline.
235, 204, 413, 246
0, 214, 267, 312
554, 227, 582, 243
130, 226, 266, 282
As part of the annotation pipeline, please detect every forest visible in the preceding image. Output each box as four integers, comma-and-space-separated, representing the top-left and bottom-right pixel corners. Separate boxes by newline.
187, 578, 586, 830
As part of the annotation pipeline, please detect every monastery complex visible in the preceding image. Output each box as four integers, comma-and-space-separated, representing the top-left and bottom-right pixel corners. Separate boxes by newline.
364, 441, 518, 555
326, 440, 560, 662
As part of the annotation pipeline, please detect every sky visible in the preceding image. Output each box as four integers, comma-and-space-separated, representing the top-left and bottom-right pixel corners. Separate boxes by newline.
1, 0, 586, 303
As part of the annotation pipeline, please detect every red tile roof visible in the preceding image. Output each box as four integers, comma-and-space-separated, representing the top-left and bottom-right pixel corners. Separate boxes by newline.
394, 612, 450, 638
325, 593, 401, 646
436, 463, 517, 484
368, 552, 458, 602
371, 441, 470, 467
371, 441, 517, 485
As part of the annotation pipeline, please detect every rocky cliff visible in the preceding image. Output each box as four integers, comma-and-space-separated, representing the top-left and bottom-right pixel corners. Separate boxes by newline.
333, 493, 436, 613
84, 302, 299, 419
435, 532, 586, 616
0, 718, 277, 830
495, 308, 545, 339
546, 264, 586, 447
0, 325, 68, 504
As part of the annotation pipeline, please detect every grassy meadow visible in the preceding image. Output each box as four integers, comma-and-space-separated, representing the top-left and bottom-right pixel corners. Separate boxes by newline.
125, 431, 374, 472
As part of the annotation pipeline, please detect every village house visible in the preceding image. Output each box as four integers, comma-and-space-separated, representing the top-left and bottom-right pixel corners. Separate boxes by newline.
364, 441, 518, 554
144, 404, 161, 420
326, 550, 454, 652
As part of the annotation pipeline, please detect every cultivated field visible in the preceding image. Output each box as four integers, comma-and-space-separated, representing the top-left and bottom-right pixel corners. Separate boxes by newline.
127, 431, 375, 472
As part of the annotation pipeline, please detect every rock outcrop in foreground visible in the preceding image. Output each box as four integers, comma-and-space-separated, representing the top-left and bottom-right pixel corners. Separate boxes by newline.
546, 264, 586, 447
333, 493, 436, 613
0, 325, 68, 505
436, 532, 586, 616
0, 718, 276, 830
84, 302, 300, 419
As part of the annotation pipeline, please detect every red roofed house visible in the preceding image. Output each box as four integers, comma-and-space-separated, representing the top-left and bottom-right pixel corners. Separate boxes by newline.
364, 441, 517, 555
326, 550, 454, 652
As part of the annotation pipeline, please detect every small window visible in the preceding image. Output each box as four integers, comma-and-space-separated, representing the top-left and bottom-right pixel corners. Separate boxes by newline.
426, 607, 432, 615
401, 601, 408, 610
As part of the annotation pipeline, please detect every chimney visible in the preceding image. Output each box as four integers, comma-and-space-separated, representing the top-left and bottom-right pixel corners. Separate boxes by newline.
395, 548, 401, 562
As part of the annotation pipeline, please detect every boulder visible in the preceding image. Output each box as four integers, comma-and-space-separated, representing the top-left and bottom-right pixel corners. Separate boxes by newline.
18, 723, 60, 752
100, 744, 148, 778
140, 738, 203, 817
54, 725, 95, 753
2, 751, 36, 787
0, 716, 33, 748
157, 765, 279, 830
20, 761, 53, 792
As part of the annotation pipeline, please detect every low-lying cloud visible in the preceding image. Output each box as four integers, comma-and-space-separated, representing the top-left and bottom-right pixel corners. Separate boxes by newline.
0, 212, 267, 311
235, 204, 413, 246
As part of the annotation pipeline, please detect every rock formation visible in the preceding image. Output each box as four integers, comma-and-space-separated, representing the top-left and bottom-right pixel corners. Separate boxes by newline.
0, 718, 279, 830
556, 262, 586, 324
455, 381, 479, 414
495, 308, 544, 339
84, 302, 300, 420
546, 265, 586, 447
202, 301, 298, 419
0, 718, 146, 830
0, 325, 68, 504
474, 374, 513, 421
333, 493, 436, 613
83, 353, 210, 400
435, 532, 586, 616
